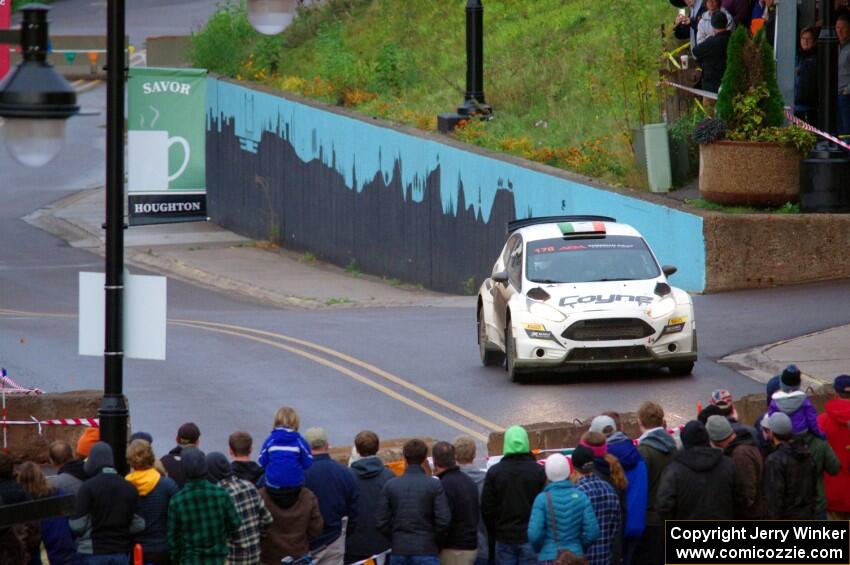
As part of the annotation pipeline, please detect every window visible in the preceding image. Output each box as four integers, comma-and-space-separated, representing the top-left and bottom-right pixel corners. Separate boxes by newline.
525, 235, 660, 284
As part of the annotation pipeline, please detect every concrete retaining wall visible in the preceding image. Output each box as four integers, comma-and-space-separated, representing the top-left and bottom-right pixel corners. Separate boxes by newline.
205, 77, 707, 294
4, 391, 104, 463
704, 213, 850, 291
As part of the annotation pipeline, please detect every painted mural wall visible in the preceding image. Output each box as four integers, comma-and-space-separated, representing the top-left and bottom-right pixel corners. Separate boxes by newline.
206, 77, 706, 293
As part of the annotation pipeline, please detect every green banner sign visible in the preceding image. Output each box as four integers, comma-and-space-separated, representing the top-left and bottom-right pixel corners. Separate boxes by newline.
127, 67, 207, 224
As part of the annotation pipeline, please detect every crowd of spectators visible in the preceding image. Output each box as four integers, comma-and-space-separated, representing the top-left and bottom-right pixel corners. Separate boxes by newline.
0, 366, 849, 565
669, 0, 850, 133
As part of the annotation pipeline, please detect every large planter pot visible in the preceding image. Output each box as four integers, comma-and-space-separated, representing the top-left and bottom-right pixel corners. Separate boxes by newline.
699, 141, 801, 206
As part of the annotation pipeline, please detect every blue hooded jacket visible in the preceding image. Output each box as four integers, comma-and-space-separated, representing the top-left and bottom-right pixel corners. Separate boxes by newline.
527, 481, 599, 559
258, 427, 313, 489
605, 432, 648, 539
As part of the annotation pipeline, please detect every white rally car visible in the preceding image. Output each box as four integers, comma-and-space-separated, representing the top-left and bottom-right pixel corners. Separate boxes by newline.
477, 216, 697, 381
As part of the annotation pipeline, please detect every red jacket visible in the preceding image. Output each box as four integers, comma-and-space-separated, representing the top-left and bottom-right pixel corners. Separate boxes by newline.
818, 399, 850, 512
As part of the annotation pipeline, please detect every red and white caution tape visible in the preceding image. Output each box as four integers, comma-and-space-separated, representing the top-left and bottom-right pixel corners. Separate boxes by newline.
0, 371, 43, 395
783, 109, 850, 152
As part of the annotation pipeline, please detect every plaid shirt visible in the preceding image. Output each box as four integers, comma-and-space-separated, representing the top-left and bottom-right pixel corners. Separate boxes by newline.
576, 474, 621, 565
219, 475, 273, 565
168, 479, 241, 565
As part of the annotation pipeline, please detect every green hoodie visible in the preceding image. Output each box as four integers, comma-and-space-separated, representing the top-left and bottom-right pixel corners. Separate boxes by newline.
503, 425, 530, 455
801, 432, 841, 514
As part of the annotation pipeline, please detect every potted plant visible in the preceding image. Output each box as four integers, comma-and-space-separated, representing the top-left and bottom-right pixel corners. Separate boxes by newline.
695, 27, 815, 206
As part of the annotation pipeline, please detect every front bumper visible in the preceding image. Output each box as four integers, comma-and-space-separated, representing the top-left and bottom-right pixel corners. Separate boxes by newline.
511, 311, 697, 372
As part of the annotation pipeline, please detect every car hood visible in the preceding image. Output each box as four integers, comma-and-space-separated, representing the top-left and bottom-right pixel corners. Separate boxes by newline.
527, 280, 664, 314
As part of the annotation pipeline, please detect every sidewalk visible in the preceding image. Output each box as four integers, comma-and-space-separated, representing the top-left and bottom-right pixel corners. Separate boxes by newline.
720, 325, 850, 389
25, 187, 469, 310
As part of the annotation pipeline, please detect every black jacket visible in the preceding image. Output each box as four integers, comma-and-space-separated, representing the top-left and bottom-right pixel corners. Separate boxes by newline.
231, 460, 265, 486
655, 446, 737, 520
693, 30, 731, 93
345, 457, 395, 561
481, 454, 546, 545
763, 438, 817, 519
795, 50, 818, 110
438, 467, 479, 551
70, 469, 142, 555
376, 465, 451, 556
59, 459, 89, 482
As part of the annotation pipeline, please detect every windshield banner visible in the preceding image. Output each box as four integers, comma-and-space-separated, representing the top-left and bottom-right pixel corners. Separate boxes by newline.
127, 67, 208, 225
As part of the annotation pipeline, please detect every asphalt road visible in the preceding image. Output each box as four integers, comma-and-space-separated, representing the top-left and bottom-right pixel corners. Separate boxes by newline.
3, 0, 850, 459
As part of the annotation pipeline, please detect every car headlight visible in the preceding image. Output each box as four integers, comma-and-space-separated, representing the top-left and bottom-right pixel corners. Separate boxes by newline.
647, 296, 676, 319
528, 302, 567, 323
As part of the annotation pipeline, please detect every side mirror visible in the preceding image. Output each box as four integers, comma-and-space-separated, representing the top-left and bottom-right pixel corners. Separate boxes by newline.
662, 265, 678, 277
491, 271, 509, 284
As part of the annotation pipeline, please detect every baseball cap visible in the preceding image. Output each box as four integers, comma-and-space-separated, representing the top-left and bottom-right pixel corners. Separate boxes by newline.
588, 415, 617, 438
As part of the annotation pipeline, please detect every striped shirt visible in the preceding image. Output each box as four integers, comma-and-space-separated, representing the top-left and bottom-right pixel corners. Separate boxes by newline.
576, 474, 621, 565
220, 475, 273, 565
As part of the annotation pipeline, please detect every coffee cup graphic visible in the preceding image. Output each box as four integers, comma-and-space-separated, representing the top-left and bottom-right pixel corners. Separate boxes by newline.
128, 130, 190, 191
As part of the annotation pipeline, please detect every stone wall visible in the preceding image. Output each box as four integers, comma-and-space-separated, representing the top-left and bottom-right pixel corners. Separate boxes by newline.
4, 391, 105, 463
487, 384, 834, 456
703, 213, 850, 291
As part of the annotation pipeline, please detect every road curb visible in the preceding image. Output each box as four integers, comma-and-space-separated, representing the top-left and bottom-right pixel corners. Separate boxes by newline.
719, 328, 840, 390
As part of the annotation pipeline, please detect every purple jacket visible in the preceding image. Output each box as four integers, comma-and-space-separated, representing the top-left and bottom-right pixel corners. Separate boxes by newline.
722, 0, 751, 27
768, 391, 824, 438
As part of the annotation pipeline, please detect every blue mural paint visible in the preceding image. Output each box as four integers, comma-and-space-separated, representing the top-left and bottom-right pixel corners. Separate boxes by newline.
207, 78, 706, 292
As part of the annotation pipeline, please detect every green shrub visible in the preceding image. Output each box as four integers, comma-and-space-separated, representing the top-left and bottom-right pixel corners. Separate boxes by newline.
188, 1, 256, 77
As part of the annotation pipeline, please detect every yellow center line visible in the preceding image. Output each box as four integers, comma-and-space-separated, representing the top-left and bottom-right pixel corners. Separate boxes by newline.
172, 321, 489, 442
171, 318, 504, 433
0, 308, 497, 441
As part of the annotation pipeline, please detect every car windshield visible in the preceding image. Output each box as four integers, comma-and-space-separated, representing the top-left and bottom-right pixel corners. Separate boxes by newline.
525, 235, 660, 284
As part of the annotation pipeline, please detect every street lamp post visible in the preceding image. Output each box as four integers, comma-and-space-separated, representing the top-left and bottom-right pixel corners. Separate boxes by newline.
437, 0, 492, 133
100, 0, 128, 474
799, 0, 850, 212
0, 4, 78, 166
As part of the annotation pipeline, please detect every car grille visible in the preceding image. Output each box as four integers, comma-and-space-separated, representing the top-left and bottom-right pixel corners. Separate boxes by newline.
566, 346, 651, 362
562, 318, 655, 341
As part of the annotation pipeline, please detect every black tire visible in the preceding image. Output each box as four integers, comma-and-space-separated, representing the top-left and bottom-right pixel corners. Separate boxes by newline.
668, 362, 695, 377
478, 308, 505, 367
505, 323, 522, 383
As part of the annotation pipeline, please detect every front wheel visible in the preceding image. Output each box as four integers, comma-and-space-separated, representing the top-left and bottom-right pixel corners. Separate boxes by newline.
479, 308, 505, 367
668, 362, 695, 377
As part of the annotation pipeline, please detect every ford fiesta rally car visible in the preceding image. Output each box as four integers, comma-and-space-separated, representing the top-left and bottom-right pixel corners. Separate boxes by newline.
477, 216, 697, 381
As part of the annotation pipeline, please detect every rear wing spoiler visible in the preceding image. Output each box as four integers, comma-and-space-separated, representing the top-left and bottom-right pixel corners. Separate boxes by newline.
507, 215, 616, 234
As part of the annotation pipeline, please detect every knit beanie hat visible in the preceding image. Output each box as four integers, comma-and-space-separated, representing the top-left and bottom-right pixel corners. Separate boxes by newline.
766, 375, 781, 404
545, 453, 572, 483
781, 364, 802, 390
181, 447, 208, 480
205, 452, 232, 483
84, 441, 114, 475
76, 428, 100, 458
680, 421, 710, 448
764, 412, 793, 438
130, 431, 153, 444
834, 375, 850, 394
706, 415, 734, 443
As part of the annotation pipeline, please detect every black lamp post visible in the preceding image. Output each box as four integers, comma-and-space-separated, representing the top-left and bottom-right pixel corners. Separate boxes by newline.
438, 0, 492, 133
100, 0, 129, 474
799, 0, 850, 212
0, 2, 129, 471
0, 4, 78, 166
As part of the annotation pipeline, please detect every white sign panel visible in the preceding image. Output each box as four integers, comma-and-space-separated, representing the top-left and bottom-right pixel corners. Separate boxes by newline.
79, 272, 167, 360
